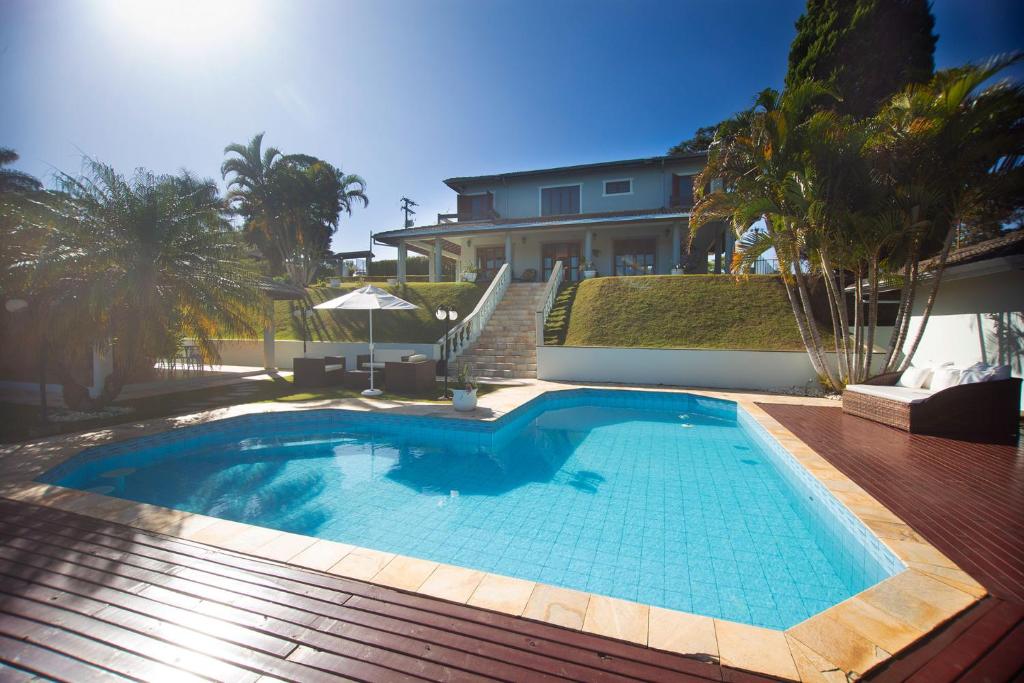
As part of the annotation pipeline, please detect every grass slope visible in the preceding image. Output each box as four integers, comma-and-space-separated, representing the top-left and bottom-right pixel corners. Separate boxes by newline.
555, 275, 823, 351
274, 282, 484, 342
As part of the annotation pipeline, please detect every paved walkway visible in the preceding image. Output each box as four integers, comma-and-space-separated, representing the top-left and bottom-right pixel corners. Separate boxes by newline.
0, 366, 292, 408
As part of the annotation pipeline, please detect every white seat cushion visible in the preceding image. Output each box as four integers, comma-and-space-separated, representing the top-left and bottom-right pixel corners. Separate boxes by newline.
405, 353, 428, 363
324, 364, 344, 372
364, 361, 386, 369
928, 367, 962, 392
846, 384, 935, 404
896, 366, 932, 389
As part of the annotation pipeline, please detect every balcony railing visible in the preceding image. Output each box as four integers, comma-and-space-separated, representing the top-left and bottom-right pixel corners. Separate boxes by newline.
436, 209, 501, 224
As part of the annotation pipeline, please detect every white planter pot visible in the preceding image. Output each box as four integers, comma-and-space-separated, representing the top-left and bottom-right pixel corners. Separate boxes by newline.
583, 270, 597, 279
452, 388, 478, 411
671, 268, 685, 275
462, 272, 478, 283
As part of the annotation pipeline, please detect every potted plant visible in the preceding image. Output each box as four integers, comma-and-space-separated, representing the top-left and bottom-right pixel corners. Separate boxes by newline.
671, 263, 685, 275
452, 363, 478, 411
582, 261, 597, 279
462, 264, 479, 283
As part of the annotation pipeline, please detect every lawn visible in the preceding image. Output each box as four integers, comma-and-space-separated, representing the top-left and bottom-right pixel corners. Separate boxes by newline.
0, 377, 502, 443
273, 282, 484, 342
547, 274, 830, 350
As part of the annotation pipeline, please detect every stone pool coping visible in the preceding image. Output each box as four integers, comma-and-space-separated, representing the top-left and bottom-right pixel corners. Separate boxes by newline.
0, 380, 986, 681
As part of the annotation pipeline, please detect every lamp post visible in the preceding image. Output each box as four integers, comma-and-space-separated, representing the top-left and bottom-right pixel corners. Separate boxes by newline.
435, 305, 458, 398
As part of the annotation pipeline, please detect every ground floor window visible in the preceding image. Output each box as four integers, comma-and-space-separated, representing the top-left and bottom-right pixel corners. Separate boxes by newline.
542, 242, 581, 282
614, 238, 656, 276
476, 246, 506, 280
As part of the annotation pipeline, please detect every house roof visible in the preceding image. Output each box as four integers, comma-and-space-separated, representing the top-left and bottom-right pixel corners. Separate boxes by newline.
373, 207, 690, 243
920, 229, 1024, 271
443, 152, 707, 191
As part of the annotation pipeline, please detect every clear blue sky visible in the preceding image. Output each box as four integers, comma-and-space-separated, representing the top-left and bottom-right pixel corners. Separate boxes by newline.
2, 0, 1022, 257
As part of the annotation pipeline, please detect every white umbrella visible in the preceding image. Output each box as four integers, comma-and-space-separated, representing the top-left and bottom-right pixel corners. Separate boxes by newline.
314, 285, 418, 396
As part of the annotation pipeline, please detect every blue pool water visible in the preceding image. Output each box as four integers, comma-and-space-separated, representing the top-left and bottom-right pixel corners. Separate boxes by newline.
41, 390, 902, 629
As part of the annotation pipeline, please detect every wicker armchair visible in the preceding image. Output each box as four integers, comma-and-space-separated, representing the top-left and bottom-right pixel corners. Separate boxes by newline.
843, 373, 1021, 443
384, 358, 438, 394
292, 356, 345, 388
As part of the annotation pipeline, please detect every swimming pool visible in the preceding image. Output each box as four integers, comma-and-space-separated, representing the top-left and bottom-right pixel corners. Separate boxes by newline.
40, 389, 903, 629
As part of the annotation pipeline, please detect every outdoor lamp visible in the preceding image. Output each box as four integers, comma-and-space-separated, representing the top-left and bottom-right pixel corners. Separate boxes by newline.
436, 306, 458, 398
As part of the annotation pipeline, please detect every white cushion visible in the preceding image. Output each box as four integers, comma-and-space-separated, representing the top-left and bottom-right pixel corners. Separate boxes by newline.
365, 361, 386, 369
928, 367, 961, 392
846, 384, 935, 404
959, 362, 991, 384
406, 353, 428, 363
896, 366, 932, 389
324, 364, 344, 372
989, 364, 1011, 381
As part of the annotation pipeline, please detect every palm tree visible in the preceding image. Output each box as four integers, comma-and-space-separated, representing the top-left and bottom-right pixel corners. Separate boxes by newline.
692, 54, 1024, 391
222, 133, 368, 286
9, 160, 263, 410
0, 148, 42, 194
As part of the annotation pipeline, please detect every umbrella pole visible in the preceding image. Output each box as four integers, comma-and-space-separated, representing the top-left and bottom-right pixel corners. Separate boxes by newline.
363, 308, 382, 397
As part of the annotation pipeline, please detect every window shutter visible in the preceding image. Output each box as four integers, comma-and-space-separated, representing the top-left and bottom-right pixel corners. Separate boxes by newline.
457, 194, 471, 220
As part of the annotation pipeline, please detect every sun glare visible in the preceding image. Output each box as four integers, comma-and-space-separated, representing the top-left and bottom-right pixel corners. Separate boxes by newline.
101, 0, 259, 58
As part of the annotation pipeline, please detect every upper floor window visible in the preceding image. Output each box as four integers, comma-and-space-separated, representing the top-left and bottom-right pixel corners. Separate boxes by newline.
457, 192, 494, 221
540, 185, 581, 216
603, 179, 632, 196
671, 174, 695, 208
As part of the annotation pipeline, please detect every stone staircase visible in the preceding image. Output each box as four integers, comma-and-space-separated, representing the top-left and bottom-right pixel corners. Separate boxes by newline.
454, 283, 547, 379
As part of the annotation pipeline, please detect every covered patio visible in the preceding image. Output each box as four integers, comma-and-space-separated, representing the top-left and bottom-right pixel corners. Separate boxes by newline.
375, 209, 738, 283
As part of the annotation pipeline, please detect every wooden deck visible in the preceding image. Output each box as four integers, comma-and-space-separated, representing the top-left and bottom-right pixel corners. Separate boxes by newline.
760, 403, 1024, 681
0, 499, 776, 682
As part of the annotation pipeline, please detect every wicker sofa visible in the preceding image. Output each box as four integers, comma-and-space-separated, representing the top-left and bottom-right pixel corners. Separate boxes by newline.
843, 373, 1021, 442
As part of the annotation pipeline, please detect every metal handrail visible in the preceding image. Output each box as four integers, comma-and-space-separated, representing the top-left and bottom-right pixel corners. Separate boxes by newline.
535, 260, 564, 346
437, 262, 511, 364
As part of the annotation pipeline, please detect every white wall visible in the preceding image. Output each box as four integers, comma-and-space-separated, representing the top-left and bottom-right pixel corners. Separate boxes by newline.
214, 339, 440, 370
903, 266, 1023, 400
537, 345, 875, 392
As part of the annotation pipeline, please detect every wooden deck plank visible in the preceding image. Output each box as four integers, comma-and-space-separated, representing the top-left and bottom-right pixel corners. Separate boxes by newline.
0, 504, 730, 681
0, 633, 132, 683
0, 499, 753, 682
0, 524, 618, 682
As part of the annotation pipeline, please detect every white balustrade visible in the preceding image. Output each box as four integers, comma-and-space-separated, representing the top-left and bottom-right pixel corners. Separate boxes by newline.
437, 262, 511, 366
535, 260, 564, 347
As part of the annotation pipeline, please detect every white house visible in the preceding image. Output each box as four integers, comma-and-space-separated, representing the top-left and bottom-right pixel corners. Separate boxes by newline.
373, 154, 745, 283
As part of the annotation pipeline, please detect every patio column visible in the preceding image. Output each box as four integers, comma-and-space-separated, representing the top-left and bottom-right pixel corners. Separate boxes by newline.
396, 241, 408, 283
89, 343, 113, 398
724, 229, 736, 274
262, 304, 276, 370
671, 223, 682, 270
504, 232, 513, 273
433, 237, 443, 282
583, 230, 593, 266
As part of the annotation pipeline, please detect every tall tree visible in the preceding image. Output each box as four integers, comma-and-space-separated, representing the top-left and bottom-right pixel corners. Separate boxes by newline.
786, 0, 937, 118
667, 125, 719, 156
4, 161, 263, 409
693, 55, 1024, 391
223, 133, 367, 286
